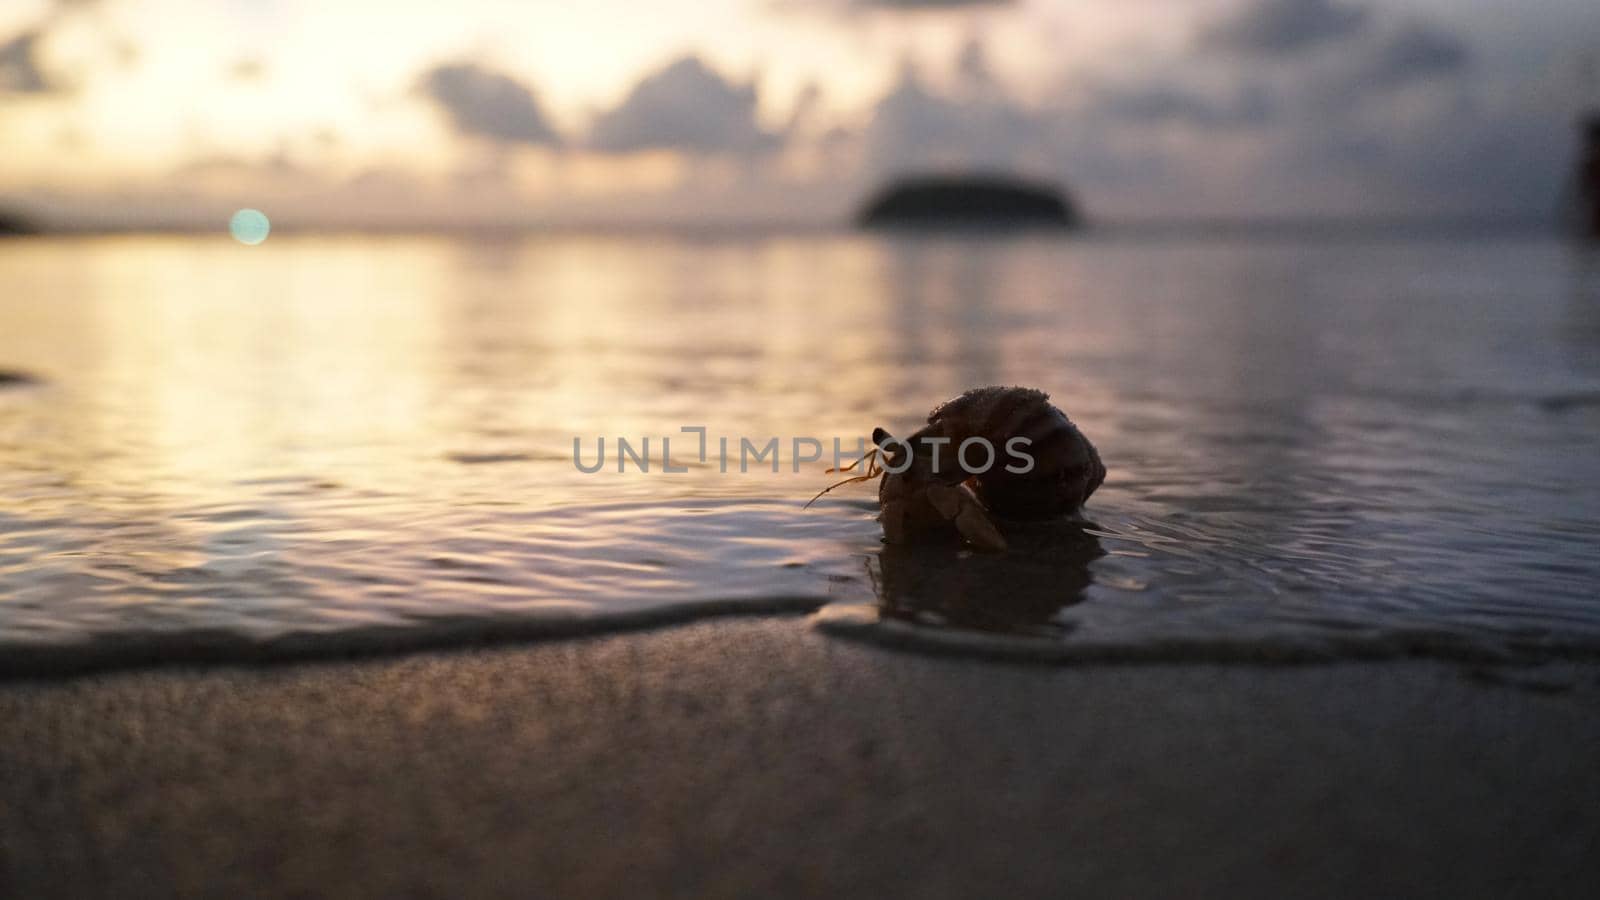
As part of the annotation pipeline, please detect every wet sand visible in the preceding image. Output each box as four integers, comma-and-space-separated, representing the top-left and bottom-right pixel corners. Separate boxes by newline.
2, 618, 1598, 899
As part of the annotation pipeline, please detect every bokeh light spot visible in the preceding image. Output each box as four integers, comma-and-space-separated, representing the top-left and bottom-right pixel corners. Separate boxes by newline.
229, 209, 271, 245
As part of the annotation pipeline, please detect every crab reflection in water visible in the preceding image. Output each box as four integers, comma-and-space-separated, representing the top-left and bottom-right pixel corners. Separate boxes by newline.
868, 519, 1104, 638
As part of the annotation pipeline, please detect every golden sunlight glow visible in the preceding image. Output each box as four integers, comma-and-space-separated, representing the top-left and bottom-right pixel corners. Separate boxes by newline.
1, 0, 1122, 204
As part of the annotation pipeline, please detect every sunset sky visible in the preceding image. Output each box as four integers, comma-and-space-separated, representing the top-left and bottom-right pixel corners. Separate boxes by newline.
2, 0, 1597, 227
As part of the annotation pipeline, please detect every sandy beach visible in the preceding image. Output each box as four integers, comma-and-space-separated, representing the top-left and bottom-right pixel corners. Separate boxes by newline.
3, 618, 1597, 899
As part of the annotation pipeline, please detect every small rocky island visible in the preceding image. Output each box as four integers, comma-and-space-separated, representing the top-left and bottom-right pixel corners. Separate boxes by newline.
0, 370, 40, 387
856, 174, 1080, 230
0, 209, 38, 237
1575, 112, 1600, 239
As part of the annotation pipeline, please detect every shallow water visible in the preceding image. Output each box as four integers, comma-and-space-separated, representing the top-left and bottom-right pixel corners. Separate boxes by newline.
2, 231, 1599, 672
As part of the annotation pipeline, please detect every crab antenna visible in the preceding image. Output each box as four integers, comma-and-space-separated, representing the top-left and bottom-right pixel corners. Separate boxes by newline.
802, 473, 880, 510
825, 446, 879, 475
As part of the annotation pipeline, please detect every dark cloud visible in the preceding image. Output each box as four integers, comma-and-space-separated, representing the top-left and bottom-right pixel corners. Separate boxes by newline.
863, 67, 967, 164
846, 17, 1534, 220
1188, 2, 1475, 114
1203, 0, 1370, 55
953, 35, 990, 85
785, 81, 823, 135
418, 62, 561, 146
849, 52, 1200, 212
1133, 3, 1509, 214
0, 30, 53, 93
0, 1, 123, 94
1301, 21, 1472, 111
1362, 23, 1471, 89
588, 56, 779, 155
1275, 80, 1571, 216
1089, 81, 1278, 129
860, 58, 1050, 176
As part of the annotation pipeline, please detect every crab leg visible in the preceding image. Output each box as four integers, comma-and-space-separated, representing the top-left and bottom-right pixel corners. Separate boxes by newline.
924, 483, 1008, 552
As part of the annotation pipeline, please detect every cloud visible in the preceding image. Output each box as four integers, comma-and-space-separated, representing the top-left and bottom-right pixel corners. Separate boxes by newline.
1118, 2, 1515, 215
863, 66, 966, 165
418, 62, 561, 146
859, 53, 1053, 177
1203, 0, 1370, 55
841, 17, 1528, 220
852, 39, 1253, 194
1088, 80, 1278, 129
1187, 2, 1475, 115
785, 81, 823, 135
1299, 21, 1472, 111
588, 56, 780, 155
1361, 23, 1471, 89
0, 1, 125, 95
0, 30, 54, 93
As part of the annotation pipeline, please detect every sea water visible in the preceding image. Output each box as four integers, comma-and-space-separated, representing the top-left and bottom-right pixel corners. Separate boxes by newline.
2, 230, 1599, 673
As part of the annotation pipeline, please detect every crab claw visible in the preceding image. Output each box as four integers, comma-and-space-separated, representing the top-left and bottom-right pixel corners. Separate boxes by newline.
925, 483, 1008, 552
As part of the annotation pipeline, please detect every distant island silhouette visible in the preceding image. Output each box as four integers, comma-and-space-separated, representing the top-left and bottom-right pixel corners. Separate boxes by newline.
1575, 112, 1600, 239
0, 209, 38, 237
856, 175, 1080, 230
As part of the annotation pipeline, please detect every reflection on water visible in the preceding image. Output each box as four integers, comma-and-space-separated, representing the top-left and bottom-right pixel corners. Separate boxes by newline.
870, 522, 1103, 638
3, 232, 1600, 672
1564, 247, 1600, 381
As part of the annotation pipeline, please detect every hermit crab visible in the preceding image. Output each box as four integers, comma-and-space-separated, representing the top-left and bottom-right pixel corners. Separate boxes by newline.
807, 386, 1104, 552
